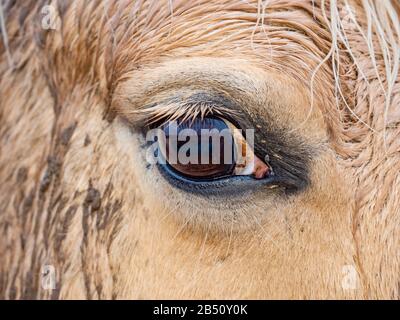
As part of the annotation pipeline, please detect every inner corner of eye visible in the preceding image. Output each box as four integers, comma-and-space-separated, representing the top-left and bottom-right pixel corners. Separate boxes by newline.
148, 116, 271, 181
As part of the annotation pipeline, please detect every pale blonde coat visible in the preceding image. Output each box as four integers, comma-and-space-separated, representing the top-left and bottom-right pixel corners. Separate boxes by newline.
0, 0, 399, 299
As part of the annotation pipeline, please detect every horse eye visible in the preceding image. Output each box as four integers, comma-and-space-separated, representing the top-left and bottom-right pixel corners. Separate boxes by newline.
156, 116, 270, 181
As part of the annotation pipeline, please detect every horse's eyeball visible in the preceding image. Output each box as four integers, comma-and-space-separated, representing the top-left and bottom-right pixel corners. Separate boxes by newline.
157, 116, 270, 181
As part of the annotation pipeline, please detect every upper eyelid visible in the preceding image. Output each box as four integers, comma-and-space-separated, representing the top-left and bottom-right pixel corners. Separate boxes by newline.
111, 57, 275, 124
117, 91, 245, 128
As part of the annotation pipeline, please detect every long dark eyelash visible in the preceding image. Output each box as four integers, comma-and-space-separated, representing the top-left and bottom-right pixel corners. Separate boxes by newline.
145, 101, 240, 128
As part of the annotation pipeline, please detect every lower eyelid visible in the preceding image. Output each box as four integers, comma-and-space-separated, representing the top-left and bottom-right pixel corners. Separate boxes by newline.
156, 160, 285, 196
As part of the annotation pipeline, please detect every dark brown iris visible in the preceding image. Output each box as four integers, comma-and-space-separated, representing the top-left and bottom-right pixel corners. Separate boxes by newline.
160, 117, 236, 180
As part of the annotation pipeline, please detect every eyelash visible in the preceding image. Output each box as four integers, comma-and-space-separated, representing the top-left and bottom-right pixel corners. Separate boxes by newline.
145, 102, 239, 128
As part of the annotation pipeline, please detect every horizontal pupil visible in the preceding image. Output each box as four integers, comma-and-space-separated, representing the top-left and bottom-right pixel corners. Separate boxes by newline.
161, 117, 237, 179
